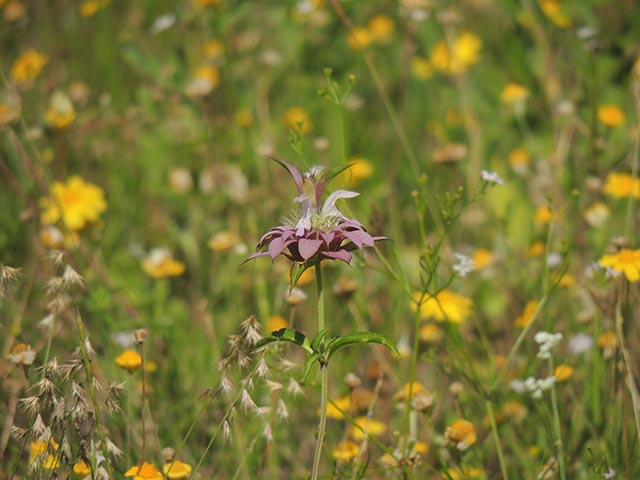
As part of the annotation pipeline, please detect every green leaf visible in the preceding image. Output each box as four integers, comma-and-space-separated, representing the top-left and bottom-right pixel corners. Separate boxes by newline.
253, 328, 313, 355
300, 352, 323, 384
326, 331, 399, 360
289, 262, 314, 289
320, 164, 352, 186
310, 329, 330, 352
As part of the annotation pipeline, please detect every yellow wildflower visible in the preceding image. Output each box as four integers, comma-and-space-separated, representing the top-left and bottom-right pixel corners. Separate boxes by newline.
534, 206, 552, 225
602, 172, 640, 199
163, 460, 192, 479
347, 27, 372, 50
410, 56, 432, 80
234, 109, 254, 128
508, 148, 530, 175
73, 459, 92, 475
419, 323, 444, 343
556, 273, 574, 287
539, 0, 570, 27
599, 248, 640, 282
141, 248, 185, 278
349, 416, 387, 441
80, 0, 108, 17
40, 176, 107, 231
502, 400, 528, 422
4, 1, 27, 22
283, 107, 312, 134
45, 91, 76, 129
185, 65, 220, 97
11, 49, 48, 84
266, 314, 288, 333
583, 202, 610, 228
514, 300, 538, 328
332, 439, 360, 461
326, 394, 351, 419
125, 462, 163, 480
430, 32, 482, 75
115, 349, 142, 372
393, 382, 426, 403
208, 231, 242, 252
445, 418, 476, 450
501, 82, 530, 105
597, 331, 617, 350
29, 439, 59, 468
472, 249, 494, 270
597, 105, 625, 127
8, 343, 36, 365
412, 289, 473, 323
443, 466, 486, 479
201, 39, 224, 61
553, 364, 574, 382
367, 15, 395, 44
344, 157, 374, 186
526, 241, 545, 257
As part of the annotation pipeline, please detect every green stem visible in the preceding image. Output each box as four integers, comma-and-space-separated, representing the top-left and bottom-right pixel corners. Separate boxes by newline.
548, 357, 566, 480
311, 264, 328, 480
486, 400, 509, 480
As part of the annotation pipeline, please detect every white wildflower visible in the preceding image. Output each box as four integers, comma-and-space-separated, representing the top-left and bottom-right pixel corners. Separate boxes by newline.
480, 170, 505, 185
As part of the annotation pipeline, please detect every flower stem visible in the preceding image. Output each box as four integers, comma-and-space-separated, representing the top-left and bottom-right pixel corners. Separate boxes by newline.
485, 399, 509, 480
311, 264, 328, 480
548, 357, 566, 480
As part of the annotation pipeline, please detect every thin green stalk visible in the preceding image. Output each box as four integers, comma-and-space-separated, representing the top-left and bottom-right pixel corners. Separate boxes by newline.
485, 400, 509, 480
311, 264, 328, 480
548, 357, 566, 480
402, 299, 423, 458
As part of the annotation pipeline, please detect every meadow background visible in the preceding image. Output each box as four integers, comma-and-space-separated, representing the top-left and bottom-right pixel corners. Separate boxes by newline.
2, 0, 640, 478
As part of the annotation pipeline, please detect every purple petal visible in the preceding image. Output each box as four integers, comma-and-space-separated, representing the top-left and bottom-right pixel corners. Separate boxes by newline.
270, 157, 304, 194
322, 249, 352, 264
243, 251, 270, 264
298, 239, 324, 261
320, 231, 336, 244
342, 229, 375, 248
268, 236, 294, 259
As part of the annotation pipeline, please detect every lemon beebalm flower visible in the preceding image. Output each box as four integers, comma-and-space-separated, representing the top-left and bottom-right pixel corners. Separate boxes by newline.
115, 349, 142, 372
602, 172, 640, 199
45, 91, 76, 129
599, 248, 640, 282
332, 439, 360, 461
283, 107, 312, 134
163, 460, 192, 479
11, 49, 48, 84
40, 176, 107, 231
598, 104, 625, 127
125, 462, 163, 480
411, 290, 473, 324
141, 248, 185, 278
445, 418, 477, 450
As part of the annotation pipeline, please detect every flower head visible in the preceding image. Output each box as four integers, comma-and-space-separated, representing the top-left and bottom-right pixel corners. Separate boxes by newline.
163, 460, 192, 479
40, 176, 107, 231
445, 418, 476, 450
141, 248, 185, 278
411, 290, 473, 324
115, 349, 142, 372
8, 343, 36, 366
599, 248, 640, 282
11, 49, 48, 84
598, 104, 625, 127
248, 159, 383, 271
125, 462, 163, 480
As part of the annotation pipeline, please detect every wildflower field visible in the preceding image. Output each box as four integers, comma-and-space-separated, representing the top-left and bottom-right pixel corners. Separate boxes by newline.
3, 0, 640, 478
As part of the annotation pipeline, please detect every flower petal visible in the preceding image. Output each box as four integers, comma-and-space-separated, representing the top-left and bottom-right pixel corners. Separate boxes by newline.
321, 190, 359, 218
270, 157, 304, 194
343, 229, 375, 249
268, 236, 294, 259
322, 249, 352, 264
298, 239, 324, 261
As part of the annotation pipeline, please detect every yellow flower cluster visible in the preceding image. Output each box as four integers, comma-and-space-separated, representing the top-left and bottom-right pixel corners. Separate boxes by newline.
347, 14, 395, 50
602, 172, 640, 199
11, 49, 48, 84
412, 289, 473, 324
429, 32, 482, 75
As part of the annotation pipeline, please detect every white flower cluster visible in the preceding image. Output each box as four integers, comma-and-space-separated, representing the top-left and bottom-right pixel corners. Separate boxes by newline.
453, 253, 475, 278
534, 331, 563, 359
525, 375, 556, 399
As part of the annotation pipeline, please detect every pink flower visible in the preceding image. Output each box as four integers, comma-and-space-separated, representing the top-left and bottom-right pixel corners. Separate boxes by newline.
247, 159, 384, 265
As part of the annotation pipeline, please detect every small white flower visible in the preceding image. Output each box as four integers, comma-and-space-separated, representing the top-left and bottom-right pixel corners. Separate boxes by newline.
480, 170, 505, 185
546, 252, 563, 267
452, 253, 475, 277
603, 468, 616, 479
150, 14, 176, 34
568, 333, 593, 355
